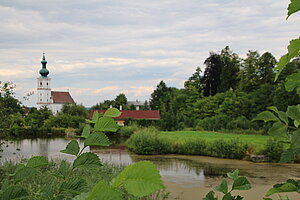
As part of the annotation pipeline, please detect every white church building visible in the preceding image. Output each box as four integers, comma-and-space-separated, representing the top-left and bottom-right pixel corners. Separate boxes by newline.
37, 53, 75, 114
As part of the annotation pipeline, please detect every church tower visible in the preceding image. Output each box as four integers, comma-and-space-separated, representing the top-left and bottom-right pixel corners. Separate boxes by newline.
37, 53, 52, 106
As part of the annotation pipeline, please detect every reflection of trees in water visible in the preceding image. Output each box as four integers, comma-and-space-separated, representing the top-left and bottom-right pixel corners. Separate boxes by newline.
130, 156, 230, 178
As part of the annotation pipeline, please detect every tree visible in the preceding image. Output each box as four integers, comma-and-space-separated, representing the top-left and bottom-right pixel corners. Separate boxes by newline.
0, 82, 23, 128
150, 81, 170, 110
61, 103, 88, 118
115, 93, 127, 110
238, 51, 260, 92
257, 52, 276, 84
219, 46, 241, 92
202, 52, 223, 96
184, 67, 203, 94
25, 106, 53, 128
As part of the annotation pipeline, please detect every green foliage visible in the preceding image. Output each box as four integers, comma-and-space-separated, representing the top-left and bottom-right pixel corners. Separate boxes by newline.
87, 180, 122, 200
265, 179, 300, 198
113, 161, 164, 197
287, 0, 300, 19
84, 132, 111, 147
261, 139, 285, 162
104, 107, 122, 118
60, 140, 80, 156
0, 108, 165, 199
275, 38, 300, 81
203, 169, 251, 200
0, 185, 28, 200
73, 152, 102, 169
127, 129, 250, 159
285, 70, 300, 94
94, 116, 119, 132
118, 124, 140, 137
26, 156, 49, 168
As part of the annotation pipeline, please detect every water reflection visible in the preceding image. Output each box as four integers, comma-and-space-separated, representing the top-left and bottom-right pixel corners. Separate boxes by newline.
1, 138, 300, 200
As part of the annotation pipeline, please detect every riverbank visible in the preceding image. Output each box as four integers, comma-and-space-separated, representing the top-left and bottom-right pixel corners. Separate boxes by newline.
126, 128, 286, 161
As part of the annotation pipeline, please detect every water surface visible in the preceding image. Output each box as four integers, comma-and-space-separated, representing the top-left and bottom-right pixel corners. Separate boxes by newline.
1, 138, 299, 200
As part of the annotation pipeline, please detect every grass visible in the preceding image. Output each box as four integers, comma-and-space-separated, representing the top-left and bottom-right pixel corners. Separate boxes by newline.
160, 131, 271, 151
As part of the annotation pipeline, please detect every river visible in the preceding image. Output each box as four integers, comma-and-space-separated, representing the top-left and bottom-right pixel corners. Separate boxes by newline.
0, 137, 299, 200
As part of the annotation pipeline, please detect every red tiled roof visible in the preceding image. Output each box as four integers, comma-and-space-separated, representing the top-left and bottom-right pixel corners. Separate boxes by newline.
90, 110, 160, 120
51, 91, 75, 104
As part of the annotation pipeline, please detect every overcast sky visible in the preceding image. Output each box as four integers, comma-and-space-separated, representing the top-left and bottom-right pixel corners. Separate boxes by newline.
0, 0, 299, 107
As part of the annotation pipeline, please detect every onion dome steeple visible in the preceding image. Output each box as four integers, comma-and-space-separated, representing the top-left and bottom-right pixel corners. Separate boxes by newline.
39, 52, 49, 77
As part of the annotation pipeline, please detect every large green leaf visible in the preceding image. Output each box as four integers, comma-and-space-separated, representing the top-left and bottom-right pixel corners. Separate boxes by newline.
104, 108, 122, 118
26, 156, 48, 168
287, 105, 300, 122
81, 124, 91, 138
232, 177, 251, 191
14, 167, 38, 182
94, 116, 119, 132
203, 191, 218, 200
84, 132, 111, 147
91, 111, 99, 123
86, 180, 122, 200
60, 176, 87, 194
0, 185, 28, 200
57, 160, 68, 179
73, 152, 102, 168
287, 0, 300, 19
60, 140, 80, 156
268, 122, 289, 139
285, 70, 300, 95
227, 169, 239, 181
252, 111, 279, 122
275, 38, 300, 81
291, 130, 300, 149
214, 179, 228, 194
222, 193, 234, 200
278, 111, 289, 125
266, 182, 297, 196
113, 161, 164, 197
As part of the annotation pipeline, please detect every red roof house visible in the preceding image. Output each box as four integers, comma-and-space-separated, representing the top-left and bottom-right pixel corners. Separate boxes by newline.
51, 91, 75, 104
90, 110, 160, 126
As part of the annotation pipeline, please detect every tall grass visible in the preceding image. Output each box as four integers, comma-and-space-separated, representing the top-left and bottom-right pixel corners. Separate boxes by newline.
126, 128, 251, 159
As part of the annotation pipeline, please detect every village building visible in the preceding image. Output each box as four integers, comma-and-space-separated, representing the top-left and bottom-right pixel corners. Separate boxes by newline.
90, 110, 160, 126
36, 53, 75, 114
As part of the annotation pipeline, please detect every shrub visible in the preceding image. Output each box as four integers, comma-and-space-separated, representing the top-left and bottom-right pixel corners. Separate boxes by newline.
261, 139, 285, 162
226, 116, 259, 130
118, 124, 140, 137
126, 127, 171, 154
196, 115, 231, 131
209, 139, 249, 159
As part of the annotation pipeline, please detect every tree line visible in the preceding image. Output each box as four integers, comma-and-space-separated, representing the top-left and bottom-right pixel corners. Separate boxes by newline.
149, 46, 300, 131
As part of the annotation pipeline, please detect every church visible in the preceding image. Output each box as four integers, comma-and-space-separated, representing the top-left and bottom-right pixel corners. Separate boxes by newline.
37, 53, 75, 114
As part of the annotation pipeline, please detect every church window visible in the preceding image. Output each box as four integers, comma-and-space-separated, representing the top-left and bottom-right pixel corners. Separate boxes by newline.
40, 99, 42, 101
47, 83, 48, 85
40, 82, 42, 86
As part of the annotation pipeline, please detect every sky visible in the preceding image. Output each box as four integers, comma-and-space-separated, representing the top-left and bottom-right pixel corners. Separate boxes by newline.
0, 0, 299, 107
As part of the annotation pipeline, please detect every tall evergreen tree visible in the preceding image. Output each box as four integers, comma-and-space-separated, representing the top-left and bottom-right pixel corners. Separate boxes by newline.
202, 52, 223, 96
219, 46, 241, 92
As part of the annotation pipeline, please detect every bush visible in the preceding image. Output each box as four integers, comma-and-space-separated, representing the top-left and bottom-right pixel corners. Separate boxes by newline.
226, 116, 259, 130
196, 115, 231, 131
118, 124, 140, 137
261, 139, 284, 162
126, 127, 171, 154
209, 139, 249, 159
127, 129, 250, 159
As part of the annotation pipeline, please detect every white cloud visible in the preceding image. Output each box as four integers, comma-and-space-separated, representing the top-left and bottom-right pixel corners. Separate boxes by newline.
0, 0, 299, 107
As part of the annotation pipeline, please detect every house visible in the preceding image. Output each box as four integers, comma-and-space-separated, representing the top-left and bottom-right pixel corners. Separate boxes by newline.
90, 110, 160, 126
36, 53, 75, 114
